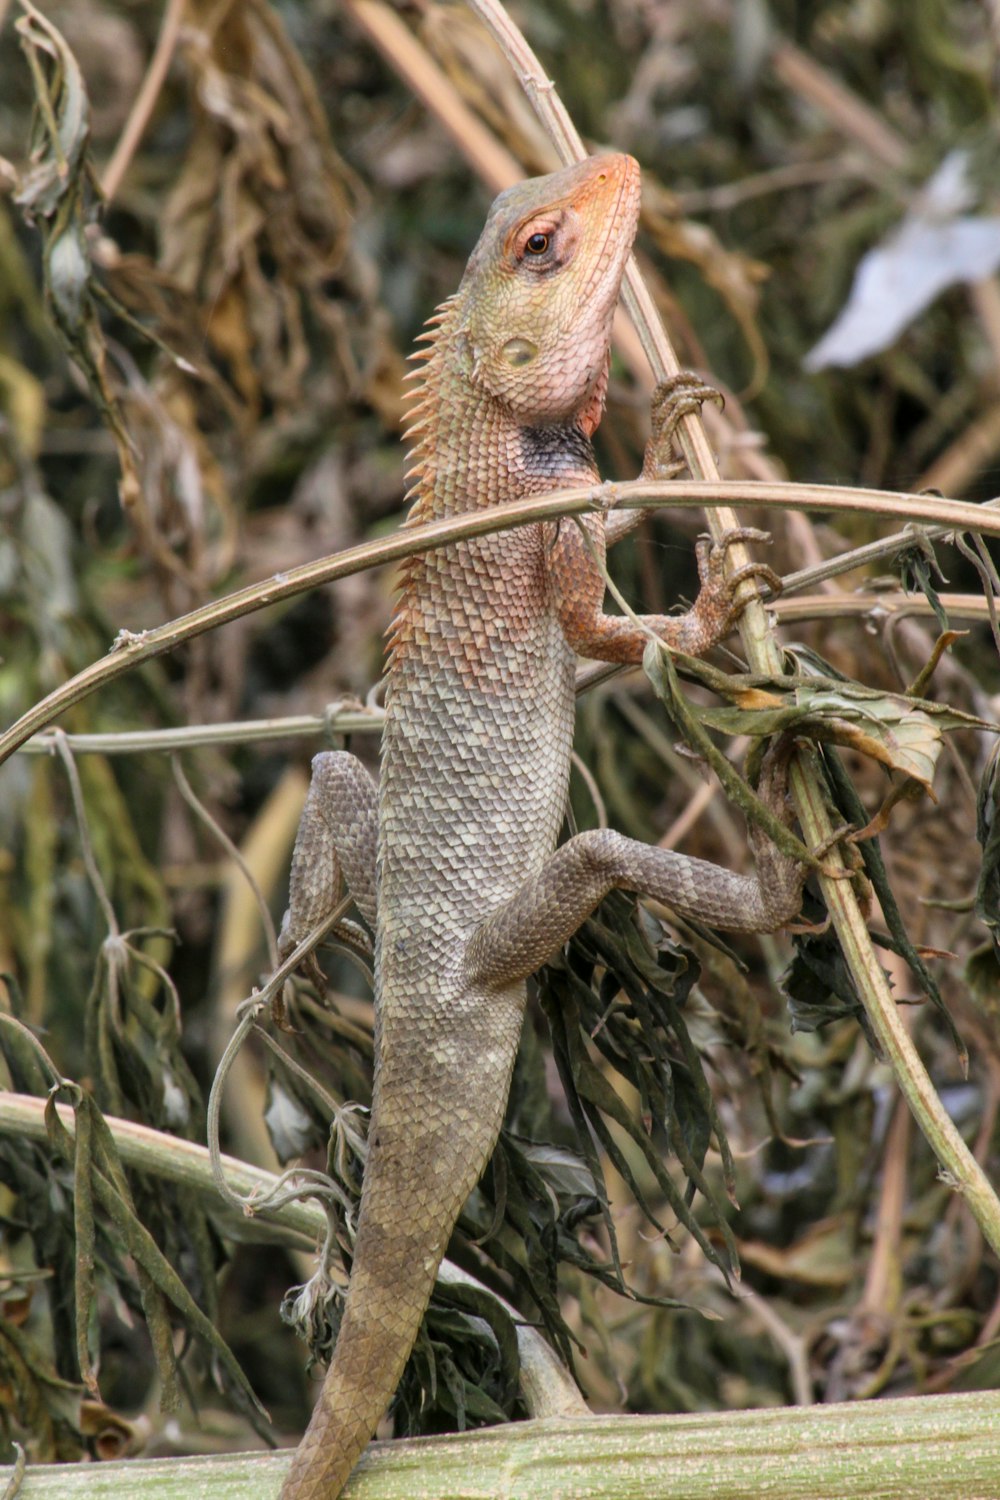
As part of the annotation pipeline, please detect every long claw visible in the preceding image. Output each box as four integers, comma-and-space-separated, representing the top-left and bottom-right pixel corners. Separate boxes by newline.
727, 561, 783, 596
644, 371, 726, 477
692, 527, 779, 605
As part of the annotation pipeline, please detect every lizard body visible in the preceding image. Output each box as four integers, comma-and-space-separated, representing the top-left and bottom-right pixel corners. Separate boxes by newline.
279, 154, 803, 1498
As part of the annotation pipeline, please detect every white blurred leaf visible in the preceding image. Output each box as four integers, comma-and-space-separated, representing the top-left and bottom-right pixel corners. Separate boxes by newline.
806, 152, 1000, 371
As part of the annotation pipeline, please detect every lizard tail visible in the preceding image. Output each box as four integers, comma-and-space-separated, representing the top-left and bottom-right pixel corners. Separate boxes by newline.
278, 1255, 425, 1500
280, 1021, 519, 1499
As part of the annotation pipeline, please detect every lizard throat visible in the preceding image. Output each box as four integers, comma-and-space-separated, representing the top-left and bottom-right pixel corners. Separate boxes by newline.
515, 422, 600, 492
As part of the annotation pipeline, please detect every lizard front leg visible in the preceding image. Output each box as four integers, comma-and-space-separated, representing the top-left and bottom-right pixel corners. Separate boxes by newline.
464, 741, 805, 990
550, 513, 778, 662
279, 750, 379, 962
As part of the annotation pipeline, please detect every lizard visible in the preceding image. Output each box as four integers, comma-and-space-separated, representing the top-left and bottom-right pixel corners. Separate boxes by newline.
278, 152, 807, 1498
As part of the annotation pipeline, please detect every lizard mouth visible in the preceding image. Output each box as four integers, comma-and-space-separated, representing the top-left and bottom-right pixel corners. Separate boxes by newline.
574, 155, 641, 305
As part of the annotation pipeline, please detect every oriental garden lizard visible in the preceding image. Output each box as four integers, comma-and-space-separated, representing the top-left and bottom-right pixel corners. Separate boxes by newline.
278, 153, 806, 1498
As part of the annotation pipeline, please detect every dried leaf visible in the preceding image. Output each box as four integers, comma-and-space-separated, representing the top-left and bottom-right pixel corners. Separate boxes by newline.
700, 677, 994, 794
12, 4, 140, 511
739, 1216, 857, 1289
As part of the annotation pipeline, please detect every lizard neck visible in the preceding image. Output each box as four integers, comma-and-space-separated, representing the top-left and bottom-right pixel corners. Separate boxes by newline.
400, 293, 599, 522
386, 294, 600, 677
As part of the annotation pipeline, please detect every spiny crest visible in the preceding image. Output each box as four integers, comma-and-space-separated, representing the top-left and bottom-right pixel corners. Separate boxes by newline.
399, 293, 458, 527
387, 294, 459, 669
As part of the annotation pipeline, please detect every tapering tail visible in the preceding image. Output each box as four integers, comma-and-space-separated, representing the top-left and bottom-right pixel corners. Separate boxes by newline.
279, 1235, 435, 1498
280, 1001, 521, 1499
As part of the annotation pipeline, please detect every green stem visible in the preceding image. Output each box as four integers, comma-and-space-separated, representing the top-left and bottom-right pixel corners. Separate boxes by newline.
0, 1092, 584, 1422
3, 1391, 1000, 1497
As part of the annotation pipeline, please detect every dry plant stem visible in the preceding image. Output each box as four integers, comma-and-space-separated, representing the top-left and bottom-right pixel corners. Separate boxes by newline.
209, 767, 313, 1188
738, 1285, 813, 1408
659, 776, 720, 852
673, 158, 862, 213
51, 732, 119, 937
0, 1091, 585, 1422
970, 278, 1000, 375
10, 581, 997, 763
19, 709, 384, 756
342, 0, 523, 192
773, 592, 995, 627
172, 757, 280, 968
918, 401, 1000, 497
863, 1094, 909, 1323
100, 0, 185, 202
714, 3, 910, 175
1, 1442, 25, 1499
4, 1388, 1000, 1498
780, 495, 1000, 593
467, 0, 1000, 1259
767, 39, 908, 171
1, 477, 996, 768
858, 975, 914, 1329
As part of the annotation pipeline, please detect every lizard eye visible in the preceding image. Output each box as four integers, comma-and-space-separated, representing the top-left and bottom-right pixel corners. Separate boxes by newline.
508, 212, 575, 271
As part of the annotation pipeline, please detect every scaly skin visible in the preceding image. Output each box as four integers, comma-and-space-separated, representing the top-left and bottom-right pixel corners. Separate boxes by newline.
280, 154, 803, 1498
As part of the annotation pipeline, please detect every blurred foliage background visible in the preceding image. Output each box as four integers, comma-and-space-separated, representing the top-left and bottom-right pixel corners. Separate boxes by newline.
2, 0, 1000, 1477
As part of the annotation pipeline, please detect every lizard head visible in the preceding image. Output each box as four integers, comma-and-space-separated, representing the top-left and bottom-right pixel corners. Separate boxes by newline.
453, 154, 641, 436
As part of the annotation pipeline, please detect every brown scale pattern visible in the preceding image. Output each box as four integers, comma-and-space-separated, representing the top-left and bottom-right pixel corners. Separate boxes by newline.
281, 154, 803, 1498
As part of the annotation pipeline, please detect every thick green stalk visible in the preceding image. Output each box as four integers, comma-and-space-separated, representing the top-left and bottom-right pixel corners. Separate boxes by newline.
3, 1393, 1000, 1498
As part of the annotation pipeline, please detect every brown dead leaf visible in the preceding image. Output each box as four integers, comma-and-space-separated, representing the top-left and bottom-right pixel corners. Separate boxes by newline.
739, 1216, 858, 1289
79, 1400, 150, 1460
733, 686, 787, 709
161, 0, 375, 422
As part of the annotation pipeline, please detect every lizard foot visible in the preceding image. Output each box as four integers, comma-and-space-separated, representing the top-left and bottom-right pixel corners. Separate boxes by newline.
694, 526, 782, 603
644, 370, 725, 478
754, 739, 859, 875
749, 740, 868, 931
742, 735, 811, 929
662, 527, 780, 654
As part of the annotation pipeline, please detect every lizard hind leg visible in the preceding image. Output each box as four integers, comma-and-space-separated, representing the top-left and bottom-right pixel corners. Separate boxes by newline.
279, 750, 379, 963
463, 743, 807, 991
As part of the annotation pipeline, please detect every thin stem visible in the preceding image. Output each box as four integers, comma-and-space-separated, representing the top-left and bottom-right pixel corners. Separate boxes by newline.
100, 0, 185, 202
781, 495, 1000, 594
342, 0, 522, 193
172, 758, 280, 969
1, 477, 996, 767
10, 590, 995, 762
51, 731, 119, 938
18, 708, 384, 756
467, 0, 1000, 1262
205, 898, 350, 1212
